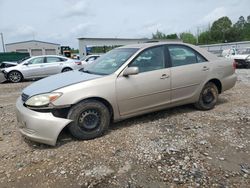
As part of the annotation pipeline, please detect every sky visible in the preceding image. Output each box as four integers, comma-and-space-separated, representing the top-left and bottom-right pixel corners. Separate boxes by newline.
0, 0, 249, 51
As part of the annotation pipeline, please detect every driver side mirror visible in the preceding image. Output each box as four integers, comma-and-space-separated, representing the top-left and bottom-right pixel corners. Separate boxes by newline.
123, 67, 139, 76
23, 62, 30, 66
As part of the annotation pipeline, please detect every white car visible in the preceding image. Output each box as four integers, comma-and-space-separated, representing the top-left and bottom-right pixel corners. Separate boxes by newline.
81, 55, 100, 67
1, 55, 83, 83
233, 48, 250, 68
222, 48, 250, 68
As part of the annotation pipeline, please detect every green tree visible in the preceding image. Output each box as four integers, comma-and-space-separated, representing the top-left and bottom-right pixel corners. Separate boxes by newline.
234, 16, 246, 29
152, 30, 167, 39
166, 33, 178, 39
241, 15, 250, 40
152, 31, 178, 40
242, 22, 250, 40
180, 32, 197, 44
227, 27, 241, 42
211, 16, 232, 43
247, 15, 250, 23
198, 31, 213, 44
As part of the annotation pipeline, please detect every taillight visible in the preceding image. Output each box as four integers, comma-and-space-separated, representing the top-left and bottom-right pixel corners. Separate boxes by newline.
75, 61, 82, 65
233, 60, 237, 70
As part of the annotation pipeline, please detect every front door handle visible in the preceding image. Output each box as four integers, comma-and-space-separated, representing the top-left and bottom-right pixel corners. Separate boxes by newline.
160, 74, 169, 79
202, 66, 209, 71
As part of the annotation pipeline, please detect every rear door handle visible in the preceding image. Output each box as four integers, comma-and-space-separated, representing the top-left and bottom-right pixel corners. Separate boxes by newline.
160, 74, 169, 79
202, 66, 209, 71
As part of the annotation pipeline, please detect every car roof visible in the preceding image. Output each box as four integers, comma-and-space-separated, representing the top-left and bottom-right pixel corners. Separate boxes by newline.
118, 42, 184, 49
119, 42, 218, 61
30, 55, 68, 59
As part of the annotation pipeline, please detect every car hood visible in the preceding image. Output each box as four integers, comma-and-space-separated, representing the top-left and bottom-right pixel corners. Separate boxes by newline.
0, 61, 18, 70
23, 70, 103, 97
2, 61, 18, 66
233, 54, 250, 59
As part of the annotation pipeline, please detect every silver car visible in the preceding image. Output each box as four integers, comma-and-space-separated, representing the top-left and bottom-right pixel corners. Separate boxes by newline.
2, 55, 83, 83
16, 42, 237, 146
81, 55, 101, 68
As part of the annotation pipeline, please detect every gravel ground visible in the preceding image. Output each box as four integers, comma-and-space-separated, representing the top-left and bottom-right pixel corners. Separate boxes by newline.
0, 70, 249, 188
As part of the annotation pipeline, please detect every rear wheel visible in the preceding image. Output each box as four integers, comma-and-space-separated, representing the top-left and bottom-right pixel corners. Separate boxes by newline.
62, 67, 72, 72
67, 100, 110, 140
195, 82, 218, 110
8, 71, 23, 83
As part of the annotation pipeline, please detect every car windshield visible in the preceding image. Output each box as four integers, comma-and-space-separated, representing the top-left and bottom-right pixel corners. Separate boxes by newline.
81, 48, 138, 75
17, 56, 30, 64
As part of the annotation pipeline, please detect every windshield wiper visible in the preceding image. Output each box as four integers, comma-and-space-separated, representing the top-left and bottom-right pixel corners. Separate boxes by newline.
79, 68, 108, 75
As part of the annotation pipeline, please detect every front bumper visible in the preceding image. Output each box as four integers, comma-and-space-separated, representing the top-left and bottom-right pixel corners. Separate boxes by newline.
16, 97, 72, 146
0, 72, 6, 83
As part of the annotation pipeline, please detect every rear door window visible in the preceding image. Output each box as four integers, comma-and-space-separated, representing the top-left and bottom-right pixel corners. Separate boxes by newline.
46, 57, 61, 63
168, 45, 207, 67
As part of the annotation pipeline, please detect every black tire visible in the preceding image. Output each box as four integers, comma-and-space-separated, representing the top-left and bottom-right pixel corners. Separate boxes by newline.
8, 71, 23, 83
62, 67, 72, 72
67, 100, 110, 140
194, 82, 219, 110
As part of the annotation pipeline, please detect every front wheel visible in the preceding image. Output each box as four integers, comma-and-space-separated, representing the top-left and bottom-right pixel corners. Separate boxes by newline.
194, 82, 219, 110
67, 100, 110, 140
8, 71, 23, 83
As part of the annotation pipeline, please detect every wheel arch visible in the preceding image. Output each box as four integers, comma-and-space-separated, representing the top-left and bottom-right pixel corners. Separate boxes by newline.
7, 70, 24, 81
61, 67, 72, 72
8, 70, 23, 76
72, 97, 114, 121
206, 78, 222, 94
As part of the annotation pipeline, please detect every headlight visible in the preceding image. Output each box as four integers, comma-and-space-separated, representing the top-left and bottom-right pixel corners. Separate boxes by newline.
25, 93, 62, 107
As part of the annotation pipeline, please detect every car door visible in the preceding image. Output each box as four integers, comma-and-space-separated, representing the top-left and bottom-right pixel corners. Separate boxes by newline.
21, 57, 46, 78
116, 45, 171, 116
44, 56, 64, 75
168, 44, 210, 103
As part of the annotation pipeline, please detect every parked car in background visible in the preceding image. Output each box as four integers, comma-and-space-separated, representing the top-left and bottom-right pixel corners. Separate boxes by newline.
221, 48, 237, 58
1, 55, 82, 83
72, 54, 80, 60
233, 48, 250, 68
16, 42, 236, 146
81, 55, 100, 67
222, 47, 250, 68
0, 56, 30, 69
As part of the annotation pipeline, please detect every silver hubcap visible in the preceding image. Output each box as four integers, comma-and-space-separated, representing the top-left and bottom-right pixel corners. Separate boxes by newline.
9, 72, 21, 82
